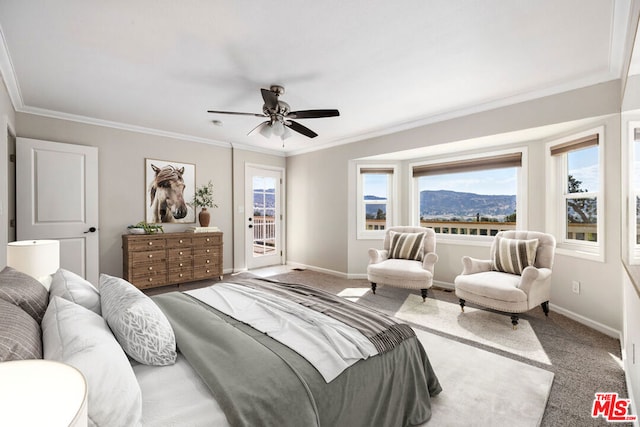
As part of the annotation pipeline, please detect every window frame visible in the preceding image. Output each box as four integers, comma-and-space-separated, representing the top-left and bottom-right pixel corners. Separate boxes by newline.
356, 164, 398, 240
409, 147, 528, 244
628, 122, 640, 264
545, 127, 605, 262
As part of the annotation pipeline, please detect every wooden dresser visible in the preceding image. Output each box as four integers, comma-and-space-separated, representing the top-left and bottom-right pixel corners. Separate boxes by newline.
122, 231, 223, 290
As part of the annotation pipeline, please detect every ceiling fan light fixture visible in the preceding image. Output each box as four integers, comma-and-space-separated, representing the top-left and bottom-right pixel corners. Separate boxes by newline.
259, 123, 273, 138
271, 120, 285, 137
282, 126, 293, 140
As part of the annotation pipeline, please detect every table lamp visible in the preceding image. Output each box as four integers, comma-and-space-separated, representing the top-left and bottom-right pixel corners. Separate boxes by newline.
7, 240, 60, 290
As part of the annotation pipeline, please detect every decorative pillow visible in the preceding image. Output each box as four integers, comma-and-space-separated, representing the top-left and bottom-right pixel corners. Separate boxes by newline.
0, 298, 42, 361
0, 266, 49, 323
42, 297, 142, 427
388, 231, 425, 261
493, 237, 539, 275
99, 274, 177, 366
49, 268, 101, 315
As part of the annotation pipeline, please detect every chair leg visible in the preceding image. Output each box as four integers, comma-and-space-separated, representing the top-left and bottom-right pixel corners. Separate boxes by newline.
541, 301, 549, 316
370, 283, 377, 295
459, 299, 465, 312
420, 288, 428, 302
511, 314, 519, 330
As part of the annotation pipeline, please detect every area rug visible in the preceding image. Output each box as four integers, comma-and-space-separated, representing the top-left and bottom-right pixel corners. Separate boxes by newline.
396, 294, 552, 365
414, 329, 554, 426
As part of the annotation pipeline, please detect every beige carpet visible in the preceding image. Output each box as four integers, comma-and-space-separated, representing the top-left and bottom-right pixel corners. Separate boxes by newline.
415, 329, 554, 427
396, 294, 552, 365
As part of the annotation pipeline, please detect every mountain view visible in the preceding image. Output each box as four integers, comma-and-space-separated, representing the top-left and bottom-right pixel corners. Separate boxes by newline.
366, 190, 516, 221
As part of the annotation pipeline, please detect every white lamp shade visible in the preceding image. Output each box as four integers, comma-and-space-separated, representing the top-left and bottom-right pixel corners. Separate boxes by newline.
7, 240, 60, 280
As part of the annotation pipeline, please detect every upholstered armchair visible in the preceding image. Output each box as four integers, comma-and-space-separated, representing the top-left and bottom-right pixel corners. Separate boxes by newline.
454, 230, 556, 328
367, 226, 438, 301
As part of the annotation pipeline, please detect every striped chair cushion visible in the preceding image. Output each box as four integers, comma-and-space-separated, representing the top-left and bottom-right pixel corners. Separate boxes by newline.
493, 236, 539, 275
388, 231, 425, 261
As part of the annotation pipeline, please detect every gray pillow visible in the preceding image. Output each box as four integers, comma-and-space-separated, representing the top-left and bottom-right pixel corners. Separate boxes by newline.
0, 298, 42, 361
99, 274, 177, 366
42, 296, 142, 427
0, 266, 49, 323
49, 268, 101, 315
493, 237, 539, 275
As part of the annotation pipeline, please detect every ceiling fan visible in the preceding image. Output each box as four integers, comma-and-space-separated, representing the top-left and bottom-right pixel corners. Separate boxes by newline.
207, 85, 340, 140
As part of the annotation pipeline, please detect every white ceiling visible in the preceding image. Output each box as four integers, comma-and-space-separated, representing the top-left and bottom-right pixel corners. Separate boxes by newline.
0, 1, 633, 156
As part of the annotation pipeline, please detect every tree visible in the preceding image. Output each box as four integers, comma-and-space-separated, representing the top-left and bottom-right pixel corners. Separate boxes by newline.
567, 175, 597, 223
504, 211, 517, 223
375, 208, 386, 220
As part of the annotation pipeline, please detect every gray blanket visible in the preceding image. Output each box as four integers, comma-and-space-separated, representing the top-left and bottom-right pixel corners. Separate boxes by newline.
231, 277, 416, 354
153, 290, 441, 427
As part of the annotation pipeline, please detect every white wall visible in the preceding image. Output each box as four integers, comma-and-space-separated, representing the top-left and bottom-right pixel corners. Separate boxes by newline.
287, 80, 624, 332
0, 77, 16, 268
15, 113, 284, 277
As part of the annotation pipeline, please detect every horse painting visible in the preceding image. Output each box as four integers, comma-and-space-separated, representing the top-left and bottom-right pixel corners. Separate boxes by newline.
148, 164, 190, 223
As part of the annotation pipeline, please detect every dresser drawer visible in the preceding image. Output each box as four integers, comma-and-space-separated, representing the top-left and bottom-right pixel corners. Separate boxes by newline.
166, 237, 193, 248
127, 238, 166, 252
131, 249, 166, 263
168, 269, 193, 282
193, 247, 220, 257
131, 262, 166, 277
130, 274, 168, 289
193, 235, 222, 247
168, 258, 193, 269
167, 248, 193, 259
194, 265, 220, 279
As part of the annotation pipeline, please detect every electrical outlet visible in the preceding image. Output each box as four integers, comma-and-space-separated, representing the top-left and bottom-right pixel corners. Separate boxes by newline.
572, 280, 580, 294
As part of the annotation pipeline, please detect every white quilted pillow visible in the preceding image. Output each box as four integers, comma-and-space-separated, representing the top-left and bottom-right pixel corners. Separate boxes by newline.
99, 274, 177, 366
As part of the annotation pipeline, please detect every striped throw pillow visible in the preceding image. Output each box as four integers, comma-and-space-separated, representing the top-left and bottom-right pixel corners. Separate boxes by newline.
388, 231, 425, 261
493, 237, 539, 275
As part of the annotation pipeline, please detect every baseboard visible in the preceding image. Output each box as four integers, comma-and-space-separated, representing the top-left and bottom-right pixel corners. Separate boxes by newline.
433, 280, 455, 291
285, 261, 349, 279
549, 303, 621, 339
348, 273, 367, 279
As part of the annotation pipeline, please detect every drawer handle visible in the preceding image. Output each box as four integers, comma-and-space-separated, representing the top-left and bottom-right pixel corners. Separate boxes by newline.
179, 263, 183, 267
179, 251, 183, 255
206, 249, 210, 253
148, 242, 153, 246
206, 269, 210, 273
148, 278, 153, 282
148, 266, 153, 271
206, 260, 210, 264
179, 239, 183, 244
206, 238, 210, 242
179, 273, 183, 278
148, 254, 153, 259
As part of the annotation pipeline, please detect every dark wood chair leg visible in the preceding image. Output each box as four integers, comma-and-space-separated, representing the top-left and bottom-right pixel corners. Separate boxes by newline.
420, 288, 428, 302
459, 298, 465, 312
510, 314, 519, 329
371, 282, 377, 295
541, 301, 549, 316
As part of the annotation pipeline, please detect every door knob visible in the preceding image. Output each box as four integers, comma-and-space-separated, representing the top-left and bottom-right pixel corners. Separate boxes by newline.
248, 224, 253, 229
84, 227, 97, 233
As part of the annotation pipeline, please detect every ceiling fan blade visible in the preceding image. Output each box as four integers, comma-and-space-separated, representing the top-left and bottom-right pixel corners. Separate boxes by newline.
261, 88, 278, 110
207, 110, 265, 117
287, 109, 340, 119
286, 120, 318, 138
247, 121, 271, 136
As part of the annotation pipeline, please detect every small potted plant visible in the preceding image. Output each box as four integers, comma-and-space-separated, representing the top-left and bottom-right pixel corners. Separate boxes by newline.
127, 221, 164, 234
192, 181, 218, 227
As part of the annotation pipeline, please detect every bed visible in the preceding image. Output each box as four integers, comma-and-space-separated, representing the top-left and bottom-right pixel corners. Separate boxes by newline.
0, 266, 442, 427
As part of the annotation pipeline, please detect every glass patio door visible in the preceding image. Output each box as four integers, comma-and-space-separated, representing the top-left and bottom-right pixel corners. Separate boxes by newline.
245, 165, 283, 269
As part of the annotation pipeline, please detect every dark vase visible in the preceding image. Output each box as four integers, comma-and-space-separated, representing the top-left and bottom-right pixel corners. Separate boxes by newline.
198, 208, 210, 227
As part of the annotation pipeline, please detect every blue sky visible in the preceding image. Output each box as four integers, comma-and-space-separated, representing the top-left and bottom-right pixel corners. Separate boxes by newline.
568, 146, 599, 192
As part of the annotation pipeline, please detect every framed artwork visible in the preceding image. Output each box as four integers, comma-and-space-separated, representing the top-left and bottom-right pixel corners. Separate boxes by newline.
145, 158, 196, 224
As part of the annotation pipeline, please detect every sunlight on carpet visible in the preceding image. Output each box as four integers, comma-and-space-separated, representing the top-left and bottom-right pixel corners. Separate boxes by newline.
396, 294, 552, 365
337, 287, 371, 302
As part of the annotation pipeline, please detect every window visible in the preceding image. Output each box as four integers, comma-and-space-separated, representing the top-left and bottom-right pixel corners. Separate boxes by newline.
411, 151, 524, 239
357, 165, 396, 239
629, 125, 640, 260
547, 129, 603, 260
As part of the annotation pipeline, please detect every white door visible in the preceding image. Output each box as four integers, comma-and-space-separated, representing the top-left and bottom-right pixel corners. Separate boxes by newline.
245, 165, 283, 269
16, 138, 99, 285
